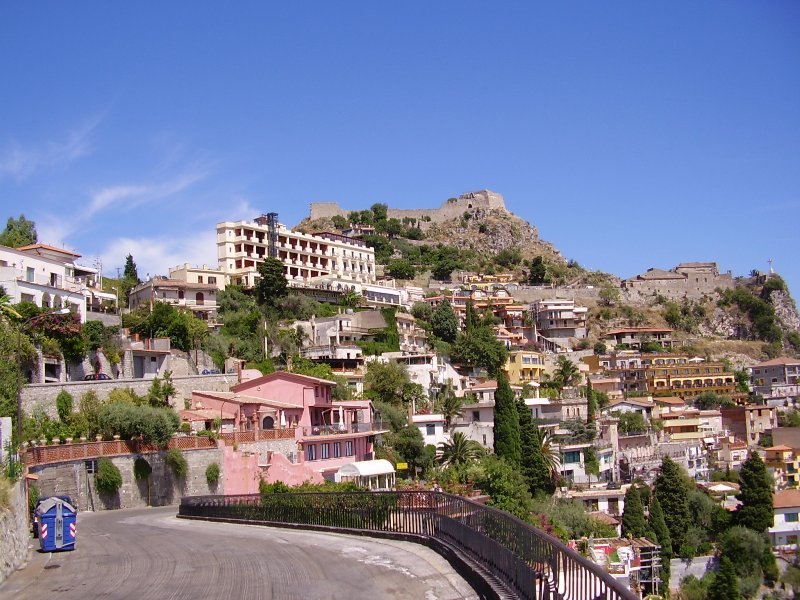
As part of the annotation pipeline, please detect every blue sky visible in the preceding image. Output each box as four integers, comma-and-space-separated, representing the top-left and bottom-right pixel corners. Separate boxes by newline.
1, 2, 798, 293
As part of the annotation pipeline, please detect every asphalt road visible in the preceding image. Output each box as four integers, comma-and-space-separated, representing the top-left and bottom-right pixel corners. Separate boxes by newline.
1, 506, 479, 600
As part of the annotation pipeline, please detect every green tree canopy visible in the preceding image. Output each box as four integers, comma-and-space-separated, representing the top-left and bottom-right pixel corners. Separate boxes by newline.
654, 455, 692, 553
255, 257, 288, 309
0, 214, 37, 248
493, 371, 521, 465
451, 325, 508, 376
364, 360, 410, 406
438, 432, 484, 466
430, 299, 458, 343
621, 485, 648, 539
735, 451, 774, 533
707, 556, 741, 600
648, 495, 672, 585
518, 399, 558, 495
123, 253, 141, 283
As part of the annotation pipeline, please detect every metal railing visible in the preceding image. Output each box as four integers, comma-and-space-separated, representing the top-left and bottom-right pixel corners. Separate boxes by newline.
179, 491, 637, 600
301, 422, 387, 437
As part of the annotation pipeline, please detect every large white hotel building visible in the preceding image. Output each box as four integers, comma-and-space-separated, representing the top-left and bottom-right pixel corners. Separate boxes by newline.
217, 213, 377, 288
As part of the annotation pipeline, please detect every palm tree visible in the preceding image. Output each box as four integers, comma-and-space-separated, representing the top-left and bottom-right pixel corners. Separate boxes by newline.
435, 383, 463, 432
535, 429, 561, 487
553, 356, 581, 392
0, 293, 21, 322
438, 432, 484, 467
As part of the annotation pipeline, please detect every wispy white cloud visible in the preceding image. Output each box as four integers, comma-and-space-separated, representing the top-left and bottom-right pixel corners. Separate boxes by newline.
99, 230, 218, 278
0, 115, 102, 181
36, 217, 80, 251
87, 170, 209, 217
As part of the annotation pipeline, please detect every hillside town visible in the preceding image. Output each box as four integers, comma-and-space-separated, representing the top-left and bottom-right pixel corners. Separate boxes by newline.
2, 193, 800, 598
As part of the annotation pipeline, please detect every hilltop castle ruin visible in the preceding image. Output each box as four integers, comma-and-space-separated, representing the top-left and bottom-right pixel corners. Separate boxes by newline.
309, 190, 507, 228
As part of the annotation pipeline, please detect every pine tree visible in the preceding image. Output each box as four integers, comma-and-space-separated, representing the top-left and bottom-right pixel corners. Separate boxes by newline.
707, 556, 741, 600
654, 456, 691, 553
493, 371, 521, 465
736, 451, 774, 533
621, 485, 647, 538
648, 495, 672, 588
586, 379, 596, 424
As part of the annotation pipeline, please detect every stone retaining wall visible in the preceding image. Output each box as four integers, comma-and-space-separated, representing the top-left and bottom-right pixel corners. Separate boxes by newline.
29, 447, 224, 512
0, 481, 30, 585
22, 374, 232, 419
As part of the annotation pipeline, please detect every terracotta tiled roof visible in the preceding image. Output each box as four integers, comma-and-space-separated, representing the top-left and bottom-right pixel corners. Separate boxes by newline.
774, 489, 800, 509
16, 243, 81, 257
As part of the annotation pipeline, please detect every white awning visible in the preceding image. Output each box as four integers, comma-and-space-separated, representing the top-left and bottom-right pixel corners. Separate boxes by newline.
90, 290, 117, 301
336, 459, 395, 478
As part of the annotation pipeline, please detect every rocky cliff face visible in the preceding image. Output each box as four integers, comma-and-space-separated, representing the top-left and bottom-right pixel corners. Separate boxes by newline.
424, 207, 563, 261
773, 289, 800, 335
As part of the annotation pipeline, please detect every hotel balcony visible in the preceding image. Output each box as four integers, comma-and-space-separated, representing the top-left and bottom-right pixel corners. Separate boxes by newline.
301, 421, 388, 438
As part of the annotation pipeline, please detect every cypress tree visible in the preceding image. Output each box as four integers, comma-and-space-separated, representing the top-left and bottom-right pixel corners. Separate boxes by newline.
707, 556, 741, 600
518, 399, 553, 494
648, 495, 672, 588
621, 485, 647, 538
735, 451, 774, 533
493, 371, 521, 465
654, 455, 691, 552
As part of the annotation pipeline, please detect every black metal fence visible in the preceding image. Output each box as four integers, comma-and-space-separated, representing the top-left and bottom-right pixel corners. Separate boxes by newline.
179, 491, 638, 600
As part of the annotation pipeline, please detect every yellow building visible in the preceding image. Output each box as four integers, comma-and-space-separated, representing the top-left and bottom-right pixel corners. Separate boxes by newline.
765, 445, 800, 489
504, 350, 546, 387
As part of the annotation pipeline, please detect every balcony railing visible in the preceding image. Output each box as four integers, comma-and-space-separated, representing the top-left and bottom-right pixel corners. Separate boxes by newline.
302, 422, 387, 437
179, 491, 638, 600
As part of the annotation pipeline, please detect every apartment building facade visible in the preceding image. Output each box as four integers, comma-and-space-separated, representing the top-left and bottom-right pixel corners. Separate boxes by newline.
532, 298, 588, 340
0, 243, 92, 322
217, 214, 377, 287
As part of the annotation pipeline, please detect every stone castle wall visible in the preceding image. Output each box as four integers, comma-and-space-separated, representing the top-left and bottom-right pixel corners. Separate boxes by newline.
309, 190, 507, 226
622, 273, 734, 301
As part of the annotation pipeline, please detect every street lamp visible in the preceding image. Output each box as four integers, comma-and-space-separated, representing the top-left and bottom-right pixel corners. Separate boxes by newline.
16, 307, 71, 446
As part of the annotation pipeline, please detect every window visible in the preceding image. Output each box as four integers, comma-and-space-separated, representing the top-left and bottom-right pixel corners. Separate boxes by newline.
563, 451, 581, 464
320, 443, 330, 459
333, 442, 341, 458
472, 410, 480, 422
26, 267, 34, 282
345, 441, 353, 456
426, 424, 435, 436
209, 276, 217, 285
306, 444, 317, 461
786, 513, 799, 523
197, 276, 204, 283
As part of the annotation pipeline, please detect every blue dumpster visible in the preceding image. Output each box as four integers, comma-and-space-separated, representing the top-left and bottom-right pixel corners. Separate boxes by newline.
35, 497, 77, 552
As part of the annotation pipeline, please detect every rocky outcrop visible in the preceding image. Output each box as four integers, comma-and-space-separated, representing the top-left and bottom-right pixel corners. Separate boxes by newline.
772, 290, 800, 335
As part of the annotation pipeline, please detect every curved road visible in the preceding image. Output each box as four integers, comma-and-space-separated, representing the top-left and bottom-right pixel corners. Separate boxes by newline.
1, 506, 478, 600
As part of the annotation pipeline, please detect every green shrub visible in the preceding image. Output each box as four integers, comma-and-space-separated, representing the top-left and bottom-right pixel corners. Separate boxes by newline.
133, 457, 152, 480
56, 390, 74, 423
205, 463, 220, 486
95, 457, 122, 495
166, 448, 188, 478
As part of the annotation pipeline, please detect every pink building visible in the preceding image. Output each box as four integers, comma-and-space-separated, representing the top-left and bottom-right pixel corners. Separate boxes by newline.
188, 371, 388, 479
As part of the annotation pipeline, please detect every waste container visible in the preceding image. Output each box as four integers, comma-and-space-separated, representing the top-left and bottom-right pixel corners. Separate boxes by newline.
35, 497, 77, 552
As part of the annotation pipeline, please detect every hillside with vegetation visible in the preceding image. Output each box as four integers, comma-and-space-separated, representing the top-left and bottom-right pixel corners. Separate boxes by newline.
299, 199, 800, 362
297, 201, 615, 286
